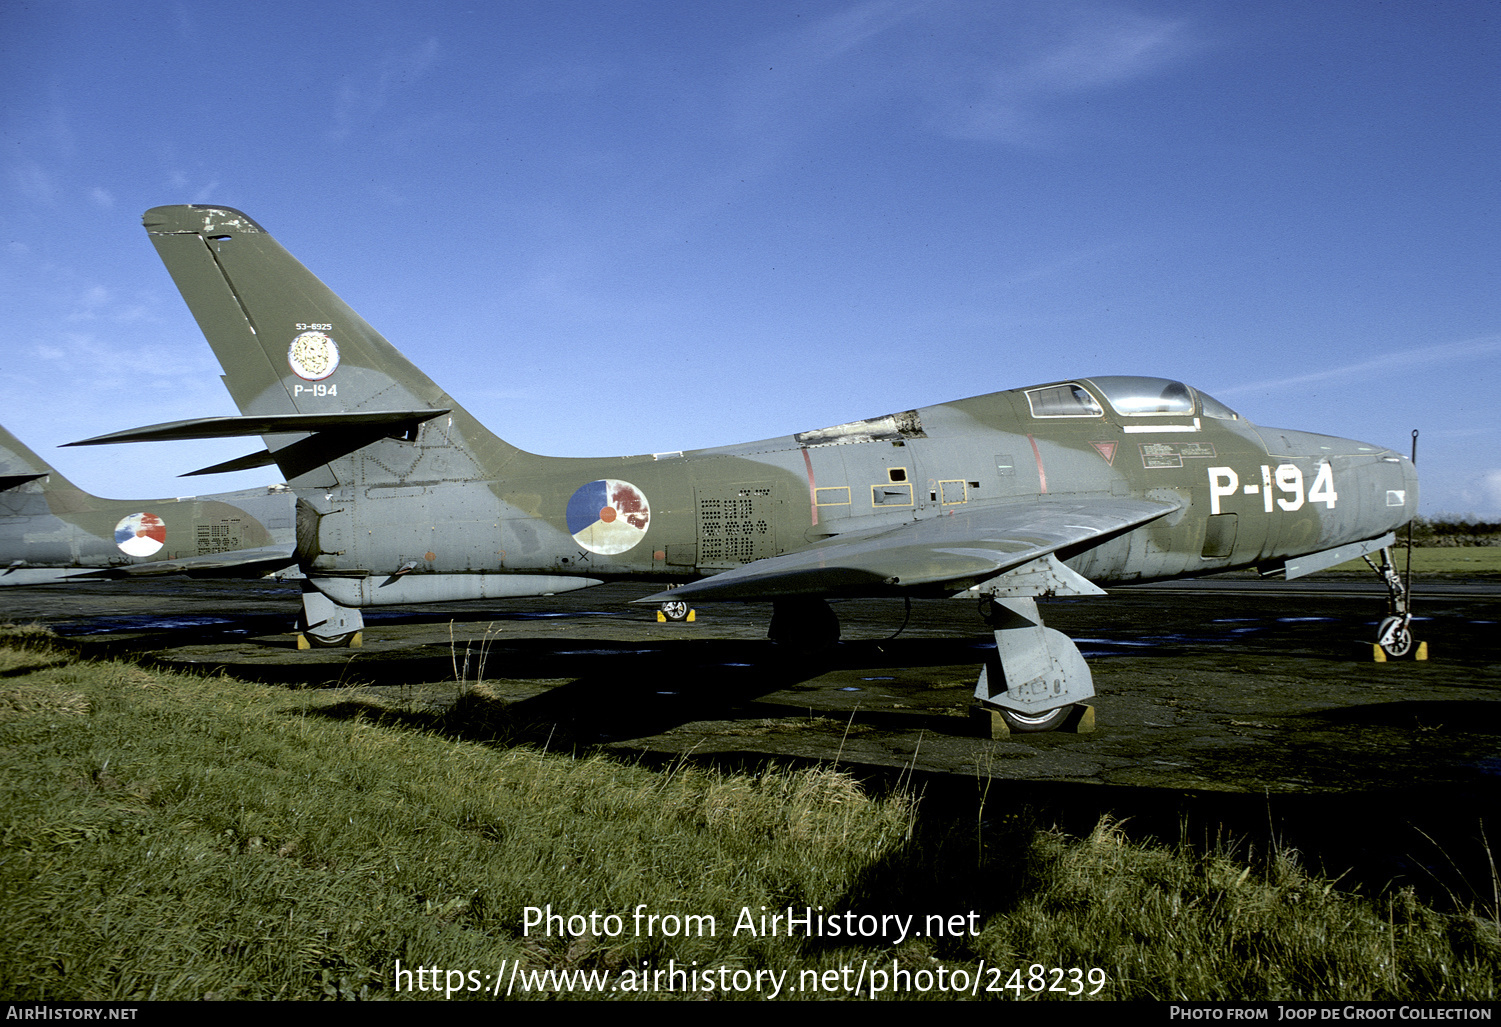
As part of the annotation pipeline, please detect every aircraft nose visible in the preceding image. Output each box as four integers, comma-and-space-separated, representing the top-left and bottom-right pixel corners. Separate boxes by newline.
1361, 445, 1419, 536
1351, 441, 1418, 535
1257, 425, 1419, 539
1399, 452, 1420, 525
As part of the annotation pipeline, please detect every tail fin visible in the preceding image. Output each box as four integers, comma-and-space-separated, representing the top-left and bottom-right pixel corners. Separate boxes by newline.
0, 424, 86, 500
141, 205, 523, 487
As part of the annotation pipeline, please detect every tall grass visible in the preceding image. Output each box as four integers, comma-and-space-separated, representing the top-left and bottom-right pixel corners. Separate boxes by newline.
0, 629, 1495, 1000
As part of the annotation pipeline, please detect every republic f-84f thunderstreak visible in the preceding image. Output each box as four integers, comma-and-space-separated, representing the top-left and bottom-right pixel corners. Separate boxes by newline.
1, 423, 295, 585
69, 205, 1418, 731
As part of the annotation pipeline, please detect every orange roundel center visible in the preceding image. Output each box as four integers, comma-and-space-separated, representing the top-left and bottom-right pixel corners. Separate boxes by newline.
599, 506, 617, 523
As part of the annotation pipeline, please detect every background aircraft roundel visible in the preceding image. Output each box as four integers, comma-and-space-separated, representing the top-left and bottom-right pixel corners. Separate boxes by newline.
566, 479, 650, 555
114, 512, 166, 557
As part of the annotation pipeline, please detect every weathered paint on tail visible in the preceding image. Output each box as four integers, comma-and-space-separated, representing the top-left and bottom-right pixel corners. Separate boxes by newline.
141, 205, 526, 489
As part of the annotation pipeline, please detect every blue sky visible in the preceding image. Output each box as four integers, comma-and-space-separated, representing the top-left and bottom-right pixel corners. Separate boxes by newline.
4, 1, 1498, 516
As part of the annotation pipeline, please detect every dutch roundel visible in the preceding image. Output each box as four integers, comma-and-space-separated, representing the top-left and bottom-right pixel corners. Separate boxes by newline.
114, 512, 166, 558
566, 479, 650, 555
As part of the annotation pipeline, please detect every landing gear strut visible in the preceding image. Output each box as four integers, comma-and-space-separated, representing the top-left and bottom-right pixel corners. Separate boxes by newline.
1364, 546, 1414, 658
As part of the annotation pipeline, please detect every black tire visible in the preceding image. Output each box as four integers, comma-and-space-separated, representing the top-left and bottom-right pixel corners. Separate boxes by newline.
305, 631, 356, 649
998, 704, 1073, 733
1377, 616, 1413, 658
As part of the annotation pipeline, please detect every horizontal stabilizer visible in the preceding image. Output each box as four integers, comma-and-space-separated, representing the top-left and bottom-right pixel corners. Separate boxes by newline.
0, 473, 47, 492
180, 449, 279, 477
65, 410, 450, 446
641, 497, 1178, 603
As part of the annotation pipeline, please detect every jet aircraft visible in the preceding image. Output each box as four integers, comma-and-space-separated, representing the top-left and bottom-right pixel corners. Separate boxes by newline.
67, 205, 1419, 731
1, 423, 296, 585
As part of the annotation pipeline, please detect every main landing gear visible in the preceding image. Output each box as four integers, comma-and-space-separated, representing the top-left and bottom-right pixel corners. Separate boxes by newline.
1364, 546, 1415, 658
972, 594, 1095, 734
296, 583, 365, 649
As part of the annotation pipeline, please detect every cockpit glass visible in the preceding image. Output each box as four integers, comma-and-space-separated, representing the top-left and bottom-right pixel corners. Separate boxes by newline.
1087, 376, 1194, 416
1196, 390, 1240, 420
1025, 383, 1103, 418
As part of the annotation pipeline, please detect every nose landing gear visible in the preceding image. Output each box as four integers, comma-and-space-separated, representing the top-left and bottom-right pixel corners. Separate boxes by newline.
1364, 547, 1415, 659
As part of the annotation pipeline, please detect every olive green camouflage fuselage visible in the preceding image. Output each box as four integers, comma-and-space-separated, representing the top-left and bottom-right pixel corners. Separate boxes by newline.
0, 424, 295, 585
96, 205, 1415, 611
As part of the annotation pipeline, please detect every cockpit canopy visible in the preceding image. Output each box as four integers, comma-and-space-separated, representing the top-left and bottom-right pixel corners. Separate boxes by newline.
1024, 376, 1241, 421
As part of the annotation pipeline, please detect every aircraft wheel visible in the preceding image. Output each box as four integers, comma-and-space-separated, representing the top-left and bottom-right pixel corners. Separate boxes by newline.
305, 631, 357, 649
1377, 616, 1414, 658
659, 600, 691, 622
999, 704, 1073, 733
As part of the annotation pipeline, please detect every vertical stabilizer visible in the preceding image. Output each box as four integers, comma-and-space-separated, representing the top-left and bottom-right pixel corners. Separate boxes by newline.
141, 205, 523, 488
0, 425, 88, 505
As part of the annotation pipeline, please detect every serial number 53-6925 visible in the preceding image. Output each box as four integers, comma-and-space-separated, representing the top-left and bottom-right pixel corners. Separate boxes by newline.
295, 323, 333, 331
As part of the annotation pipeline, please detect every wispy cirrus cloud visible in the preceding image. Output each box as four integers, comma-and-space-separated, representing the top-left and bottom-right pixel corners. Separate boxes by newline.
931, 6, 1194, 143
1214, 335, 1501, 397
732, 1, 1198, 147
328, 37, 441, 143
12, 161, 55, 204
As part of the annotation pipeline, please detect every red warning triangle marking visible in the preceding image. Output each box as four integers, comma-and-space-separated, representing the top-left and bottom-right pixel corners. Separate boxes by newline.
1091, 441, 1117, 465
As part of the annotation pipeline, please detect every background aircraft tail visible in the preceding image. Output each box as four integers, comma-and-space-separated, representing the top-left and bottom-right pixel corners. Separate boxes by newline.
141, 205, 524, 489
0, 424, 88, 502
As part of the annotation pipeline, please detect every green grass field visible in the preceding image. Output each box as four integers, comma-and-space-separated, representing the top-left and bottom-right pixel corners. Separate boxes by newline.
1327, 546, 1501, 575
1, 626, 1496, 1001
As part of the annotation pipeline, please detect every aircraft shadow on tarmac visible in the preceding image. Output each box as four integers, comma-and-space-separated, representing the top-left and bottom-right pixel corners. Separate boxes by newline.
161, 633, 1001, 744
32, 590, 1499, 910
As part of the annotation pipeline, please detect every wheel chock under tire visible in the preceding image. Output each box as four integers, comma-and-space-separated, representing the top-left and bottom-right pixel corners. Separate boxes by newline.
970, 703, 1095, 739
1373, 640, 1428, 662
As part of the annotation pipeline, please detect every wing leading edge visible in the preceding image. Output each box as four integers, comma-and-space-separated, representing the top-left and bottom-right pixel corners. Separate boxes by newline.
642, 496, 1180, 603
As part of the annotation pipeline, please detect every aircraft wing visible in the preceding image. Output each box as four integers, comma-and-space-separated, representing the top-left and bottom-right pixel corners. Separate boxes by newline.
641, 497, 1179, 602
100, 543, 298, 578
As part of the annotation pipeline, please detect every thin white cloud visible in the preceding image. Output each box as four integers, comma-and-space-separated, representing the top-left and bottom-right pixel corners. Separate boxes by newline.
328, 37, 441, 143
923, 6, 1195, 144
1215, 335, 1501, 397
12, 162, 55, 204
1482, 470, 1501, 512
781, 0, 919, 66
994, 240, 1125, 290
734, 1, 1197, 147
1440, 468, 1501, 518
